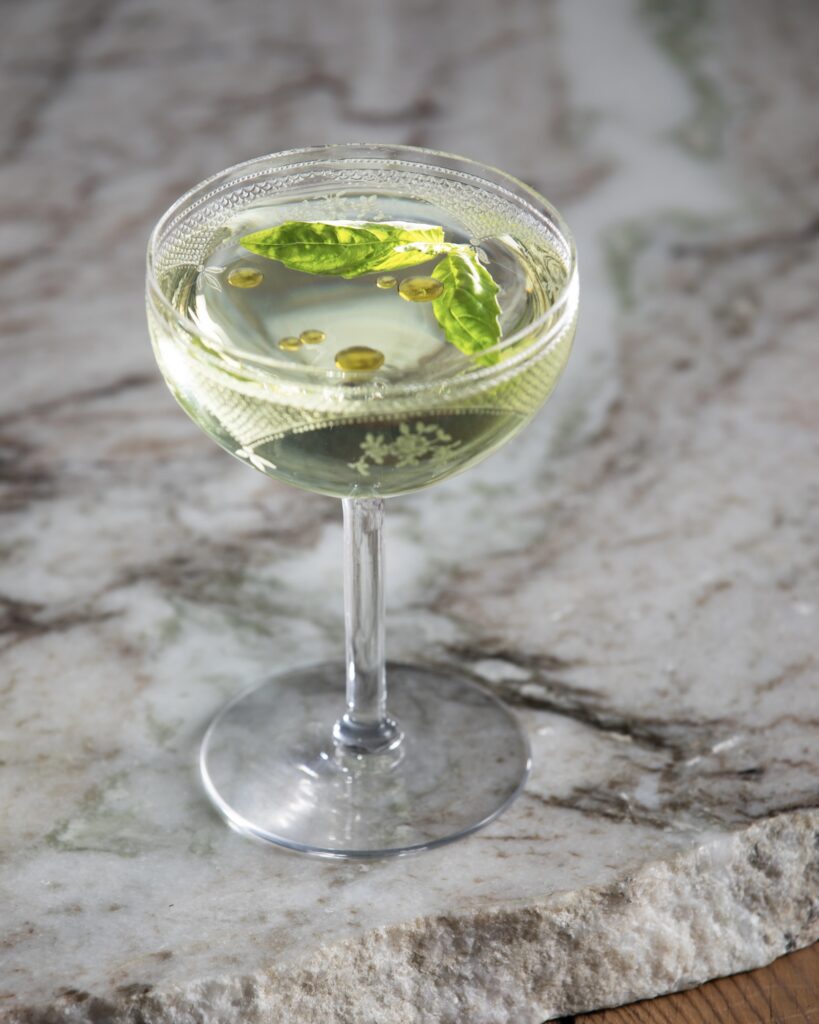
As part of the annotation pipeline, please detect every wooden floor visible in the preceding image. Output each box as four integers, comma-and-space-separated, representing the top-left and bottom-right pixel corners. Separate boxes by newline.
562, 943, 818, 1023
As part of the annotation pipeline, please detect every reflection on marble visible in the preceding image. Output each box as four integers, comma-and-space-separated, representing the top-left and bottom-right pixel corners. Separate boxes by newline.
0, 0, 817, 1021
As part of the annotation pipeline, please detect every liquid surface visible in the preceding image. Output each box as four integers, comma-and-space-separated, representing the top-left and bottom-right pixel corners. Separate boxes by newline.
151, 192, 575, 497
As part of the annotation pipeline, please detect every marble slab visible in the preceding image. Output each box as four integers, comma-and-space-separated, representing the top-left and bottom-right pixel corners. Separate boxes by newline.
0, 0, 817, 1021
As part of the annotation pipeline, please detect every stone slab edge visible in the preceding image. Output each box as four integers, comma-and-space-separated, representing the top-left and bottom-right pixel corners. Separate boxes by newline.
6, 811, 818, 1024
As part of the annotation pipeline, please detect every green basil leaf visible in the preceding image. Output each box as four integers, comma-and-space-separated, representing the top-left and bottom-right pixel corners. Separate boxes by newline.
240, 221, 447, 279
431, 250, 501, 364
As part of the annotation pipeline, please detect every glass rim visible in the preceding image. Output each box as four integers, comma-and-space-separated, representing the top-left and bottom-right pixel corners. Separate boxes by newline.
146, 143, 579, 391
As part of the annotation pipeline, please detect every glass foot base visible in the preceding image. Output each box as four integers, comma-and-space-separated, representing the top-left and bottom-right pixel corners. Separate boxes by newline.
200, 662, 530, 858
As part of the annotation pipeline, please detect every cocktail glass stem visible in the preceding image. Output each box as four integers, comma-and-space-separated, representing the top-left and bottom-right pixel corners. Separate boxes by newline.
333, 497, 402, 754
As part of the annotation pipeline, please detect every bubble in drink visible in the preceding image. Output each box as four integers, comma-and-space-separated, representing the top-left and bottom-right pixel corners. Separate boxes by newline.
228, 267, 264, 288
277, 336, 302, 351
334, 346, 385, 372
398, 276, 444, 302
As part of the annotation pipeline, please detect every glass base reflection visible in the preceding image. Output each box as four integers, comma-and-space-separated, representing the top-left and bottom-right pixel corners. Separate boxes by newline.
200, 662, 530, 859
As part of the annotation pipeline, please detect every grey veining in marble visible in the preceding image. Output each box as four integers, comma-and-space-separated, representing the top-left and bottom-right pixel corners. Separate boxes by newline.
1, 1, 817, 1021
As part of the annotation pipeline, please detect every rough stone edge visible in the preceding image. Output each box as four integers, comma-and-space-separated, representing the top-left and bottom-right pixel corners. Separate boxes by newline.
6, 811, 818, 1024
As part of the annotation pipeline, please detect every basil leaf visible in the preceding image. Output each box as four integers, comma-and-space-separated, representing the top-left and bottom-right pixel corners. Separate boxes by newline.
240, 221, 446, 279
431, 250, 501, 364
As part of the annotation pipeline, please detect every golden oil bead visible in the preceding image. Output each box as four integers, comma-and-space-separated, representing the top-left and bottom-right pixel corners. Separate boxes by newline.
398, 276, 444, 302
299, 329, 326, 345
227, 267, 264, 288
334, 346, 385, 372
277, 336, 302, 351
376, 275, 397, 290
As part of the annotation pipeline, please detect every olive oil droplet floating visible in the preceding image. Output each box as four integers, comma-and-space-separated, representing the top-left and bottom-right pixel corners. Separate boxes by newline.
227, 267, 264, 289
376, 275, 397, 290
335, 346, 385, 372
278, 336, 302, 351
299, 329, 326, 345
398, 276, 444, 302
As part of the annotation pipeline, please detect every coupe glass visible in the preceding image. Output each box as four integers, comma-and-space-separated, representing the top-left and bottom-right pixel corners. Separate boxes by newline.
146, 144, 578, 857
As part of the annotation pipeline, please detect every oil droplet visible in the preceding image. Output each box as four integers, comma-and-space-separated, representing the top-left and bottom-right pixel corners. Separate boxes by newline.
277, 336, 302, 352
228, 267, 264, 289
376, 275, 397, 290
299, 329, 326, 345
334, 346, 385, 372
398, 276, 444, 302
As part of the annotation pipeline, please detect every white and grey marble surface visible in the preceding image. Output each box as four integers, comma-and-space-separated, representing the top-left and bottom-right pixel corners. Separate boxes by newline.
1, 1, 817, 1021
